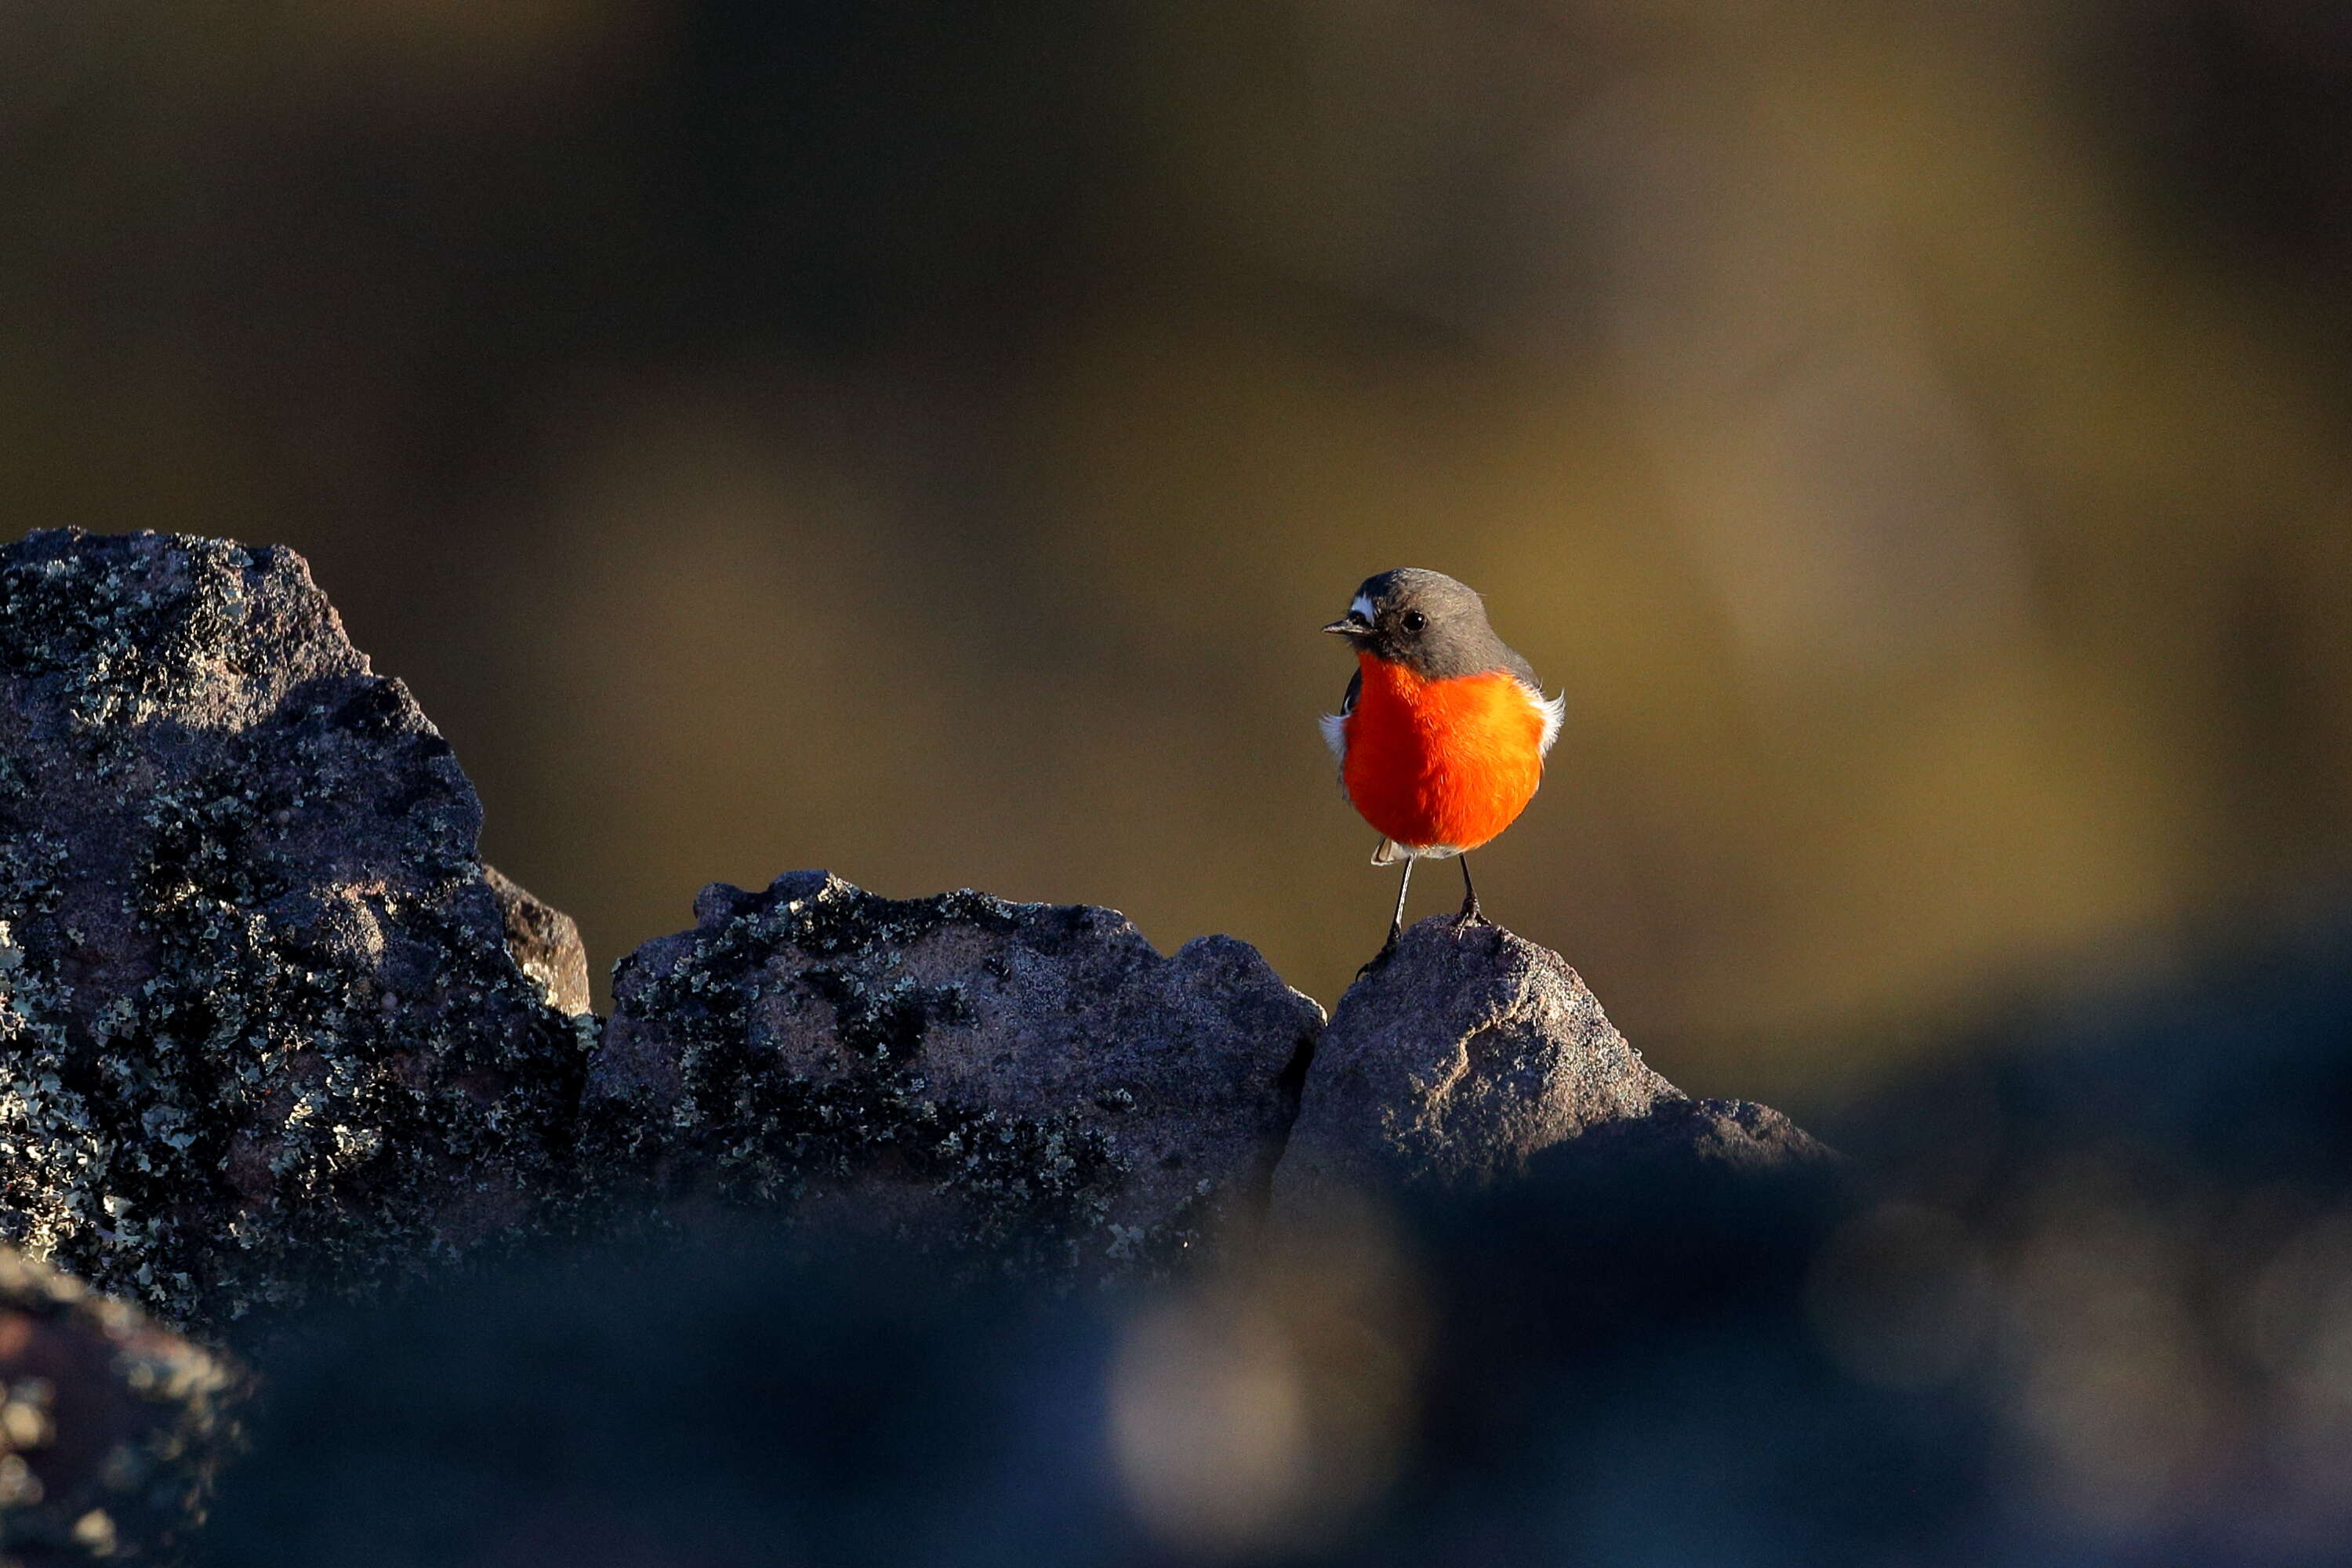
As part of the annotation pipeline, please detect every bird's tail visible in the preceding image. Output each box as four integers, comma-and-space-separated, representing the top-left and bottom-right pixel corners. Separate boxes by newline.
1370, 837, 1406, 866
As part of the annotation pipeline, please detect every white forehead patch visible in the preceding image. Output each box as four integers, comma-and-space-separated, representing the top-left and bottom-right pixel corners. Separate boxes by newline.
1349, 593, 1375, 622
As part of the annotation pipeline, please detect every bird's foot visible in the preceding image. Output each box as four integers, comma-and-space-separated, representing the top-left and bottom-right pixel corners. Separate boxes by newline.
1355, 929, 1402, 981
1453, 895, 1488, 931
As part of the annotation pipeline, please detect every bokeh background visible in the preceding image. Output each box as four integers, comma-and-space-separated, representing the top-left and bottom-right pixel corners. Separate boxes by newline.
6, 0, 2350, 1109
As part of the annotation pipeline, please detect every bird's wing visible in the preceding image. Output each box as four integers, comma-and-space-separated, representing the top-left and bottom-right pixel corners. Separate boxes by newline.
1505, 644, 1562, 752
1530, 684, 1565, 756
1318, 669, 1361, 764
1500, 658, 1564, 757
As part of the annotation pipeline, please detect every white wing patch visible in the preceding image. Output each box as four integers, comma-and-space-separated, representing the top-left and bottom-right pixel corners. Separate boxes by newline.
1524, 684, 1566, 755
1318, 709, 1348, 762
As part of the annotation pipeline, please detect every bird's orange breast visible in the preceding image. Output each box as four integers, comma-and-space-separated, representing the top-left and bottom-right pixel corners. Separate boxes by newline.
1339, 653, 1547, 851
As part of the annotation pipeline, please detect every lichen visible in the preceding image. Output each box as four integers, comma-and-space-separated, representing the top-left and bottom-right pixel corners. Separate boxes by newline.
0, 538, 256, 732
0, 529, 1270, 1339
586, 876, 1221, 1279
0, 531, 590, 1338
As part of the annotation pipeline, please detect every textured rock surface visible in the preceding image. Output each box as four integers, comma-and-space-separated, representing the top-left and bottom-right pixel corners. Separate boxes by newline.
1561, 1093, 1835, 1174
0, 530, 590, 1332
592, 870, 1324, 1270
1272, 918, 1832, 1215
0, 1247, 245, 1566
484, 865, 593, 1017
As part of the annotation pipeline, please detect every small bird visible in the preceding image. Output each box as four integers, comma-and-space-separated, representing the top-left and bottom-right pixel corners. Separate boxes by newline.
1320, 568, 1563, 964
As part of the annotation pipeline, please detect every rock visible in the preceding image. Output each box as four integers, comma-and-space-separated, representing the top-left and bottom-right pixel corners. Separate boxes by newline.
1272, 918, 1831, 1216
0, 530, 591, 1333
0, 523, 1831, 1333
1560, 1093, 1836, 1174
0, 1247, 245, 1566
590, 870, 1323, 1272
483, 865, 593, 1017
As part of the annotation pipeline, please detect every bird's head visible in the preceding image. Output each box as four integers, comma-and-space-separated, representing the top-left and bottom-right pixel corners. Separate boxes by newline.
1322, 568, 1508, 679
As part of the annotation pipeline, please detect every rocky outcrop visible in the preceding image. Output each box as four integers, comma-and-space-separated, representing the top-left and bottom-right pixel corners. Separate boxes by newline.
0, 527, 1867, 1566
0, 1247, 244, 1565
0, 530, 590, 1333
1272, 920, 1834, 1218
0, 525, 1832, 1341
590, 871, 1324, 1271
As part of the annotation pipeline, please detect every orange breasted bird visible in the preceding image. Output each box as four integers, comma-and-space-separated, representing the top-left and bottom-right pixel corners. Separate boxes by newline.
1320, 568, 1563, 960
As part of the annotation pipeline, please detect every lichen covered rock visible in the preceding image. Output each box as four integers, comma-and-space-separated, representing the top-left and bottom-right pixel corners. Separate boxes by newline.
1272, 918, 1833, 1216
0, 530, 591, 1332
0, 1247, 245, 1565
591, 870, 1323, 1272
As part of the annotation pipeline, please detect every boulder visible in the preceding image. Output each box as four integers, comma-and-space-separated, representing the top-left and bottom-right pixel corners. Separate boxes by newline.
0, 1247, 245, 1566
590, 870, 1324, 1272
1272, 918, 1832, 1217
0, 530, 590, 1333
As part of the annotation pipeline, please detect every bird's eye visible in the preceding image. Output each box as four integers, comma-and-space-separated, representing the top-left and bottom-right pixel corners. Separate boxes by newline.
1401, 610, 1426, 633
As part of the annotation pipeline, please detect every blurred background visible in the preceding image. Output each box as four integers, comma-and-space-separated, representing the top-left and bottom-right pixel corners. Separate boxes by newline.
5, 0, 2350, 1109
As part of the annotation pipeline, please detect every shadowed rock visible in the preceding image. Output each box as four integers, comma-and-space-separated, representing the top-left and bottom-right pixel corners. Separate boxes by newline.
0, 530, 591, 1333
1564, 1093, 1835, 1174
0, 1248, 245, 1566
1272, 918, 1832, 1216
591, 870, 1324, 1272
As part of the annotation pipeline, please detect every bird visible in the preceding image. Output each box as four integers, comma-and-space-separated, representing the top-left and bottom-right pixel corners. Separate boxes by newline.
1320, 568, 1563, 966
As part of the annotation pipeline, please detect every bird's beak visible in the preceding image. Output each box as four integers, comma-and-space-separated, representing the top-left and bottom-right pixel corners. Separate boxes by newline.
1323, 615, 1370, 637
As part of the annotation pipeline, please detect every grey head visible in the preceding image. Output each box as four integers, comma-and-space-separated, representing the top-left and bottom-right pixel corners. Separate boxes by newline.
1322, 568, 1537, 686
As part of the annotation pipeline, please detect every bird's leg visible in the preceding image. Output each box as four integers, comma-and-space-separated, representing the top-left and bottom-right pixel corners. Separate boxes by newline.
1455, 855, 1486, 928
1390, 858, 1416, 945
1356, 859, 1414, 979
